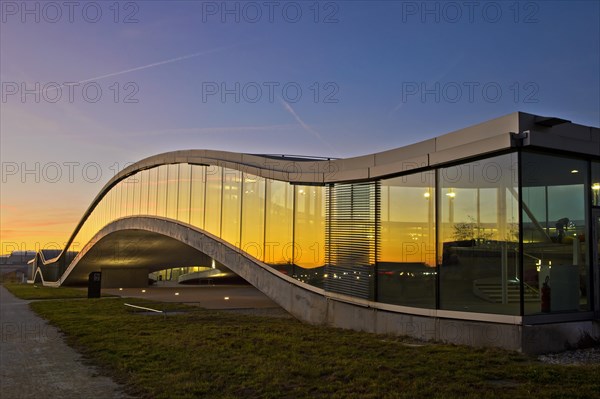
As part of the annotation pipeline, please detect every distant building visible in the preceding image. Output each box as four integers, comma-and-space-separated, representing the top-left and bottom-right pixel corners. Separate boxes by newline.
1, 251, 36, 265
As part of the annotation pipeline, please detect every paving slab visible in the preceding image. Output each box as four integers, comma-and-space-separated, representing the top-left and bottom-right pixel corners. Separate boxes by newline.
0, 285, 133, 399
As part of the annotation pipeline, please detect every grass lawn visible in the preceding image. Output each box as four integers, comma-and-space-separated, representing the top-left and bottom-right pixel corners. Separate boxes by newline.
3, 282, 92, 300
29, 298, 600, 399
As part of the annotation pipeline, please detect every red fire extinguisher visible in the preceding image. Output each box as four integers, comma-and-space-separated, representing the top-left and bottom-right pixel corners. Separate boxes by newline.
541, 276, 551, 313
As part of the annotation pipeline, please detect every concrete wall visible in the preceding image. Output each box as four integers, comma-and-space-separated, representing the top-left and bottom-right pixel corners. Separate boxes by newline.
522, 320, 600, 354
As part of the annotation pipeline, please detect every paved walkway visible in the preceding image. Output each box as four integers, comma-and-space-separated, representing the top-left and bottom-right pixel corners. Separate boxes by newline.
0, 286, 132, 399
104, 284, 281, 308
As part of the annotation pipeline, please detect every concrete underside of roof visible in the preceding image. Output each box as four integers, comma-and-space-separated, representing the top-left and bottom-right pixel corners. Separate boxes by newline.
62, 228, 233, 286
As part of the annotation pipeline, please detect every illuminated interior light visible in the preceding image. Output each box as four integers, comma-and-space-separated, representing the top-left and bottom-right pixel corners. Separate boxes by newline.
174, 292, 179, 296
446, 192, 456, 198
142, 289, 146, 293
119, 288, 123, 291
592, 183, 600, 190
224, 297, 229, 300
571, 169, 579, 174
423, 192, 430, 198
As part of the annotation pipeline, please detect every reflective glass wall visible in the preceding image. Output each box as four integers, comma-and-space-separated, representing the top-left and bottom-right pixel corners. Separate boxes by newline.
264, 179, 294, 270
592, 162, 600, 207
241, 174, 266, 261
379, 171, 436, 308
293, 185, 326, 287
438, 153, 520, 315
59, 150, 595, 318
521, 152, 589, 314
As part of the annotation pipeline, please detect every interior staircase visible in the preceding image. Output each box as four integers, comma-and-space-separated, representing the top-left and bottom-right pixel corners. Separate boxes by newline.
473, 278, 539, 303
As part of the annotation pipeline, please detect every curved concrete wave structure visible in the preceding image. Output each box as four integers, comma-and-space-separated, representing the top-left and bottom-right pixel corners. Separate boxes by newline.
31, 112, 600, 353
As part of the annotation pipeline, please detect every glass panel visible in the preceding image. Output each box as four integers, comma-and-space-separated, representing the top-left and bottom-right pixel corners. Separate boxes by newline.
126, 176, 135, 216
98, 191, 106, 228
166, 164, 179, 220
106, 188, 114, 223
177, 164, 192, 224
91, 208, 99, 237
190, 165, 206, 229
241, 174, 265, 260
379, 171, 436, 308
103, 193, 110, 227
594, 211, 600, 313
120, 179, 128, 217
204, 166, 222, 236
133, 172, 141, 215
148, 167, 158, 216
156, 165, 168, 217
522, 152, 589, 314
140, 169, 149, 215
221, 168, 242, 246
113, 183, 122, 220
265, 179, 294, 269
439, 153, 520, 315
293, 185, 326, 284
122, 177, 129, 217
104, 189, 110, 227
592, 161, 600, 207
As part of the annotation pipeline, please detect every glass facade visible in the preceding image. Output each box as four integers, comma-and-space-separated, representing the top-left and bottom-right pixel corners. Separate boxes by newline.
293, 185, 326, 286
55, 148, 596, 319
157, 165, 168, 218
592, 161, 600, 207
241, 174, 266, 260
189, 165, 206, 228
204, 166, 222, 237
221, 168, 242, 246
438, 153, 520, 315
177, 164, 191, 224
264, 179, 294, 269
166, 164, 179, 220
379, 171, 436, 308
521, 152, 589, 314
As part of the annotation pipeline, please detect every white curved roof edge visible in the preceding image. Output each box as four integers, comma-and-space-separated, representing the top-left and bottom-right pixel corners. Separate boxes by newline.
110, 111, 598, 188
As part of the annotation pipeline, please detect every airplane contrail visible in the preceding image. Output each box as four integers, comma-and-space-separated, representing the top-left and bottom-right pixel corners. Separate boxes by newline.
42, 44, 237, 95
279, 98, 340, 157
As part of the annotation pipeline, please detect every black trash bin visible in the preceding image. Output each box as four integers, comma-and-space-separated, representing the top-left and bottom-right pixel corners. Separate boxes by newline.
88, 271, 102, 298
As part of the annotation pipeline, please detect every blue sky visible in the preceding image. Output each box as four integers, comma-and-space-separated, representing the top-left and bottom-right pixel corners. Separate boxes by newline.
1, 0, 599, 251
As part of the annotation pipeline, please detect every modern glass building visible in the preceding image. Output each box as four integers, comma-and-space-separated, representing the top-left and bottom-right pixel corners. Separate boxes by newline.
31, 112, 600, 353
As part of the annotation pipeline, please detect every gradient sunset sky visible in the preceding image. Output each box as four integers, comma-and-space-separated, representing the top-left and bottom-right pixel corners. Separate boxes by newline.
1, 1, 599, 254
